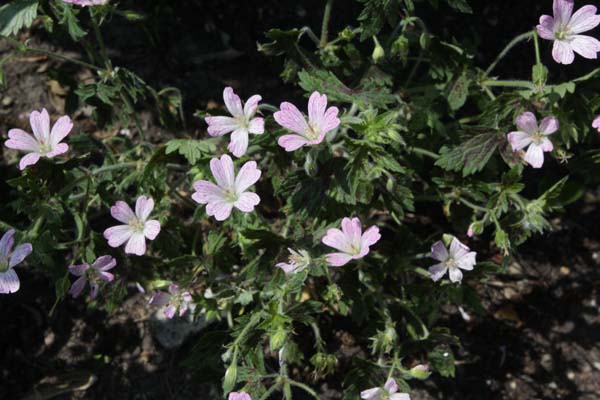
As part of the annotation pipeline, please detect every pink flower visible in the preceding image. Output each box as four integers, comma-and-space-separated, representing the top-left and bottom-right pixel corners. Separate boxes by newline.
103, 196, 161, 256
0, 230, 32, 294
593, 115, 600, 131
429, 237, 477, 284
192, 154, 261, 221
467, 223, 474, 238
507, 112, 558, 168
228, 393, 251, 400
205, 87, 264, 158
274, 91, 340, 151
68, 255, 116, 299
4, 108, 72, 170
149, 284, 193, 319
537, 0, 600, 64
62, 0, 107, 6
276, 248, 311, 274
321, 217, 381, 267
361, 378, 410, 400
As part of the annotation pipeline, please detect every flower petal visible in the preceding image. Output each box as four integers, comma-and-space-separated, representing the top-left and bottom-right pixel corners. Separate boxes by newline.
69, 263, 90, 277
322, 228, 352, 253
428, 263, 448, 282
507, 131, 533, 152
570, 34, 600, 59
318, 106, 340, 136
29, 109, 50, 143
244, 94, 262, 118
384, 378, 398, 393
223, 87, 244, 118
449, 237, 470, 259
234, 192, 260, 212
524, 143, 545, 168
539, 116, 559, 135
360, 388, 381, 400
540, 137, 554, 152
248, 117, 264, 135
228, 128, 249, 158
341, 217, 362, 245
164, 305, 177, 319
554, 0, 574, 26
448, 267, 463, 283
210, 155, 235, 188
516, 112, 538, 134
430, 240, 448, 262
361, 226, 381, 248
0, 269, 20, 293
390, 394, 411, 400
457, 252, 477, 270
5, 129, 40, 152
325, 252, 353, 267
135, 196, 155, 222
45, 143, 69, 158
19, 153, 40, 170
235, 160, 261, 193
274, 102, 310, 136
205, 116, 239, 137
149, 291, 171, 307
308, 91, 327, 129
104, 225, 134, 248
593, 116, 600, 131
569, 5, 600, 34
277, 134, 309, 152
98, 271, 114, 282
9, 243, 32, 268
92, 255, 116, 271
125, 232, 147, 256
111, 201, 136, 224
206, 201, 234, 221
143, 220, 161, 240
192, 180, 225, 204
552, 39, 575, 64
50, 115, 73, 146
69, 276, 87, 298
0, 230, 15, 258
537, 15, 556, 40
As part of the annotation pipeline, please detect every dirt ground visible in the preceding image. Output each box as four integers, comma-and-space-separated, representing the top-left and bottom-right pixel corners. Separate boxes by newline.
1, 1, 600, 399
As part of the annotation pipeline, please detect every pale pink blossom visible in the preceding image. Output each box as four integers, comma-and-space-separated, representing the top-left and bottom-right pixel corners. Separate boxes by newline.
593, 115, 600, 131
321, 217, 381, 267
4, 108, 72, 170
103, 196, 161, 256
205, 87, 264, 158
68, 255, 116, 299
149, 284, 193, 319
537, 0, 600, 64
276, 248, 311, 274
0, 230, 32, 294
361, 378, 410, 400
192, 154, 261, 221
62, 0, 107, 6
507, 112, 558, 168
467, 223, 474, 238
228, 393, 251, 400
274, 91, 340, 151
429, 237, 477, 284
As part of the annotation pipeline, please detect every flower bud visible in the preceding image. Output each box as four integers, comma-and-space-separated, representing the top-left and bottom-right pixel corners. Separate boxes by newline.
270, 327, 287, 351
409, 364, 431, 380
223, 362, 238, 393
372, 36, 385, 64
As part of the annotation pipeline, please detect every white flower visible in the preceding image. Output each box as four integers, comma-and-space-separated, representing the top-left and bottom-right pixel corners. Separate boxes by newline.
428, 237, 477, 284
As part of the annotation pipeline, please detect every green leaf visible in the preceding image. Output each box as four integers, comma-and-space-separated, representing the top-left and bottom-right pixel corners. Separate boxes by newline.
445, 0, 472, 13
0, 0, 38, 36
428, 346, 455, 377
357, 0, 401, 41
436, 131, 503, 176
165, 139, 216, 165
447, 71, 470, 111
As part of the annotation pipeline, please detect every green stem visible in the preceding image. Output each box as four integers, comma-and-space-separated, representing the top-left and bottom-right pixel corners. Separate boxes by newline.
532, 29, 541, 66
58, 162, 138, 196
320, 0, 334, 48
258, 383, 281, 400
457, 196, 488, 213
485, 31, 533, 76
408, 146, 439, 159
288, 379, 320, 399
481, 79, 535, 89
89, 9, 110, 70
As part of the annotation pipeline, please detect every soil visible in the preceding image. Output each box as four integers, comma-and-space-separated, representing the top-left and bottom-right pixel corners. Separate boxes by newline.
1, 1, 600, 399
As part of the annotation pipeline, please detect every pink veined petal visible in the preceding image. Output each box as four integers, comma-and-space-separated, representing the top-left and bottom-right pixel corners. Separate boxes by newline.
554, 0, 574, 26
0, 269, 20, 294
206, 201, 234, 221
274, 102, 311, 136
322, 228, 353, 253
0, 230, 15, 258
92, 255, 116, 271
45, 143, 69, 158
50, 115, 73, 146
5, 129, 40, 152
318, 106, 340, 136
384, 378, 398, 394
164, 305, 177, 319
104, 225, 134, 248
507, 131, 533, 152
552, 40, 575, 64
448, 267, 463, 283
89, 282, 99, 299
361, 226, 381, 248
210, 155, 235, 188
143, 220, 161, 240
390, 393, 411, 400
308, 91, 328, 129
234, 192, 260, 212
277, 134, 309, 152
568, 5, 600, 34
449, 237, 470, 259
192, 180, 225, 204
569, 35, 600, 59
9, 243, 32, 268
98, 271, 114, 282
524, 143, 545, 168
537, 15, 556, 40
248, 117, 265, 135
428, 263, 448, 282
125, 232, 147, 256
19, 153, 40, 170
29, 109, 50, 143
182, 291, 193, 303
135, 196, 154, 222
149, 291, 171, 307
69, 263, 90, 277
276, 262, 297, 274
235, 160, 261, 192
229, 392, 252, 400
430, 240, 449, 262
325, 252, 354, 267
111, 201, 136, 224
223, 87, 244, 118
228, 128, 249, 158
341, 217, 362, 247
540, 137, 554, 152
205, 116, 239, 137
168, 283, 180, 294
539, 116, 559, 135
515, 112, 538, 134
593, 116, 600, 131
244, 94, 262, 118
69, 276, 87, 298
457, 252, 477, 270
179, 304, 189, 317
360, 387, 382, 400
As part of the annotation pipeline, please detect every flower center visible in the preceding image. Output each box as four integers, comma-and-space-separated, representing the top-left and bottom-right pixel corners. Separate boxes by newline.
129, 218, 145, 232
444, 257, 458, 269
223, 187, 239, 203
38, 141, 52, 154
0, 257, 8, 273
554, 26, 570, 41
349, 243, 361, 256
531, 131, 544, 145
306, 123, 320, 141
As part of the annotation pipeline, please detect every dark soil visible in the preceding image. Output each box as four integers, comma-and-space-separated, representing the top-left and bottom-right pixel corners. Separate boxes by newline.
1, 1, 600, 399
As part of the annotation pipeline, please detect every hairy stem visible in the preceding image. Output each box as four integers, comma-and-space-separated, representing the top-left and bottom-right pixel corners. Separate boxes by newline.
320, 0, 334, 48
485, 31, 533, 76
